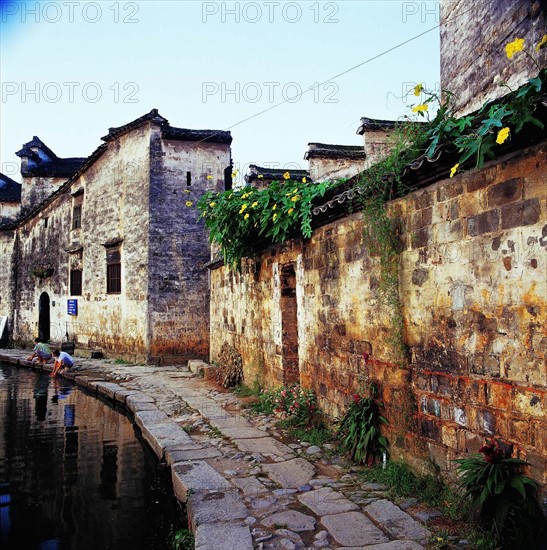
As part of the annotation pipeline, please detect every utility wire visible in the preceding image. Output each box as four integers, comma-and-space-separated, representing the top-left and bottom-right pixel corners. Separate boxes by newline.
194, 2, 476, 146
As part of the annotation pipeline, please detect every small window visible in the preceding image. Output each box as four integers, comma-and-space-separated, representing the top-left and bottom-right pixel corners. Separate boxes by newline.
186, 171, 191, 187
44, 217, 48, 228
70, 269, 82, 296
106, 247, 121, 294
72, 206, 82, 229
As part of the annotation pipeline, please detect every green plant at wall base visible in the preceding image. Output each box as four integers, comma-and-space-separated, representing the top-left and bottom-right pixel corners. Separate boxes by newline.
251, 384, 316, 426
455, 439, 545, 549
337, 383, 388, 466
171, 528, 194, 550
197, 176, 334, 270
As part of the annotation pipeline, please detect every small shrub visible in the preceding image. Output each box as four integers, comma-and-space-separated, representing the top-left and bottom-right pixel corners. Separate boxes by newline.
250, 384, 316, 426
337, 383, 388, 466
215, 343, 243, 388
455, 439, 545, 548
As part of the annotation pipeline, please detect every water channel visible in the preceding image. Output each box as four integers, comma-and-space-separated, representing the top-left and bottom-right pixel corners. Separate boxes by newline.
0, 363, 184, 550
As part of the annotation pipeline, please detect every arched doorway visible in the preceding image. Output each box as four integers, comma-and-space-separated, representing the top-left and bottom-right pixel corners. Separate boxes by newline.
38, 292, 50, 342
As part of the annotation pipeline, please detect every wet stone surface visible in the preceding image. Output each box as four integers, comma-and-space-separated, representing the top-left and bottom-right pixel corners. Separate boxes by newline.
0, 351, 441, 550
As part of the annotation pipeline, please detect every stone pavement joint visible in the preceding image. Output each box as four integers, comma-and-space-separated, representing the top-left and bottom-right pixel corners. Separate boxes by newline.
0, 350, 435, 550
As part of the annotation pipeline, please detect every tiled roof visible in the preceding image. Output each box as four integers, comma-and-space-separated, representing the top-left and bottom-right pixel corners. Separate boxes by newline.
25, 157, 87, 178
356, 117, 403, 134
102, 108, 232, 144
305, 143, 366, 160
162, 127, 232, 144
0, 173, 21, 203
314, 101, 547, 221
245, 165, 310, 184
102, 108, 168, 142
15, 136, 57, 160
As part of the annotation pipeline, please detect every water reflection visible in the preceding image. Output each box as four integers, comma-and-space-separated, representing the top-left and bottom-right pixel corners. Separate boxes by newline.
0, 364, 182, 550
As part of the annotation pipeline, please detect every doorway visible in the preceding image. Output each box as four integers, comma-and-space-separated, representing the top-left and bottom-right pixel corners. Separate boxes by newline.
281, 264, 299, 384
38, 292, 50, 342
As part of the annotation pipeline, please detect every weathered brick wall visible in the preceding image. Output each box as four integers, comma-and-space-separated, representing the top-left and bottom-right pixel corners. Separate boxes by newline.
308, 157, 368, 182
441, 0, 546, 116
12, 125, 152, 362
21, 176, 68, 215
0, 202, 20, 223
0, 230, 16, 341
210, 140, 547, 486
147, 131, 230, 363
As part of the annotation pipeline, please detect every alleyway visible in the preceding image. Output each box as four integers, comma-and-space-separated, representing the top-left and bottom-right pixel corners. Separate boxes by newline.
0, 350, 458, 550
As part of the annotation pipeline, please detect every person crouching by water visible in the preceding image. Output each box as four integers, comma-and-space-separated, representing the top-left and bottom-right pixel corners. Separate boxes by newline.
27, 338, 53, 364
51, 348, 75, 377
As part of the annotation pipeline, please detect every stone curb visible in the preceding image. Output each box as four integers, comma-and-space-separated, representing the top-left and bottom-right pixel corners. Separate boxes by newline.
1, 350, 437, 550
0, 351, 253, 550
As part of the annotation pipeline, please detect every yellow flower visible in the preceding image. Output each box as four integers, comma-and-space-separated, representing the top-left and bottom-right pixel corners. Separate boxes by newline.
185, 200, 193, 207
449, 163, 460, 178
239, 203, 248, 214
251, 201, 258, 208
272, 213, 278, 221
206, 175, 213, 180
413, 84, 423, 96
244, 213, 250, 220
291, 195, 300, 202
283, 171, 290, 180
288, 208, 294, 215
505, 38, 524, 59
536, 34, 547, 52
496, 127, 510, 145
272, 204, 277, 210
209, 202, 216, 207
231, 172, 237, 179
412, 103, 428, 113
258, 174, 264, 179
183, 189, 191, 193
302, 177, 307, 183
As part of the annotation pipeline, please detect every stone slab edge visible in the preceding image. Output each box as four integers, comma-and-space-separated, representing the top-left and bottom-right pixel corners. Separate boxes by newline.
1, 351, 246, 544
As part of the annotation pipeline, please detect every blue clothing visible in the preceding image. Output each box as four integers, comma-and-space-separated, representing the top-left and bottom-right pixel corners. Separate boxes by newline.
57, 351, 75, 367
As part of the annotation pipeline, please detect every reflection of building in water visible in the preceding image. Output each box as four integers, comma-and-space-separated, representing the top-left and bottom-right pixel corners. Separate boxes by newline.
0, 367, 155, 548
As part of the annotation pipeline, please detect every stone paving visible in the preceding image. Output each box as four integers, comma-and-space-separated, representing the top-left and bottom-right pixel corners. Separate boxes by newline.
0, 350, 444, 550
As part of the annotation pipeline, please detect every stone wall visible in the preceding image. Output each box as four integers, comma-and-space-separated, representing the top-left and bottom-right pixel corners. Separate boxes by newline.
0, 202, 20, 223
440, 0, 546, 116
0, 230, 16, 341
21, 176, 68, 215
12, 125, 152, 361
147, 130, 231, 363
308, 156, 368, 183
209, 139, 547, 487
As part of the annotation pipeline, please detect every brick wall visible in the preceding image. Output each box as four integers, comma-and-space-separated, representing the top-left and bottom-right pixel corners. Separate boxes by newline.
147, 130, 231, 363
210, 139, 547, 487
441, 0, 546, 116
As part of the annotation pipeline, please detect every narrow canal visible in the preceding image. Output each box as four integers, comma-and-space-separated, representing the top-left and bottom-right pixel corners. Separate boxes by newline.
0, 363, 184, 550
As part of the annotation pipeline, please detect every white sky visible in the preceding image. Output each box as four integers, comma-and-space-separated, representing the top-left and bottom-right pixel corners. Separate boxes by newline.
0, 1, 441, 185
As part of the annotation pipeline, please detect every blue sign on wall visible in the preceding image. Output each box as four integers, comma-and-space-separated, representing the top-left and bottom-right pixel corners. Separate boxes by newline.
67, 299, 78, 316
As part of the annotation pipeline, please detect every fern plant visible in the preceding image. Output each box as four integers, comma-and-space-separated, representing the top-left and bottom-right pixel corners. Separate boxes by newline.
455, 440, 545, 549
